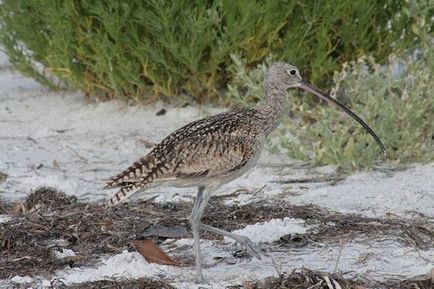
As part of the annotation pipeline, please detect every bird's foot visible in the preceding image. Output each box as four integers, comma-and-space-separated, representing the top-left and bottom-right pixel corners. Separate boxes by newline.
232, 235, 269, 260
199, 223, 269, 260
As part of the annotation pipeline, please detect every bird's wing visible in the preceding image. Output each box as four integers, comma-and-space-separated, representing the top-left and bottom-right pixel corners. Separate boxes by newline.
170, 133, 255, 180
105, 107, 262, 206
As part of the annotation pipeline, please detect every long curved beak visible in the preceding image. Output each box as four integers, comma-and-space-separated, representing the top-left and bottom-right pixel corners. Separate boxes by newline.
299, 80, 387, 157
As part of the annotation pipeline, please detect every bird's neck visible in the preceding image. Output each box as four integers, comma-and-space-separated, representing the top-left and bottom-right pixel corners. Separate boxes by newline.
256, 84, 287, 135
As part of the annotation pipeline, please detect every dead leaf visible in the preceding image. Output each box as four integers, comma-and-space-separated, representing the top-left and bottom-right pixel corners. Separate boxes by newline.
132, 238, 180, 266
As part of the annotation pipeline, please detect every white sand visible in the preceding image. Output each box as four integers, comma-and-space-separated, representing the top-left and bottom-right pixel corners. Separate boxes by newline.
1, 50, 433, 288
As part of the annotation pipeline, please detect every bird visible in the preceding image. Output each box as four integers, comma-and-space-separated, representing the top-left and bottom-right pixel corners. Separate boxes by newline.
104, 62, 387, 283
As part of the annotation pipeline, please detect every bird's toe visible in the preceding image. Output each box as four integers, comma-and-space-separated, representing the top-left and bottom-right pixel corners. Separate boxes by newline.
238, 236, 268, 259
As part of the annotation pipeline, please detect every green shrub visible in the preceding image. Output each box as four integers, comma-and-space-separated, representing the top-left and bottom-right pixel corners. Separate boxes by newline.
224, 15, 433, 171
227, 50, 434, 170
282, 52, 434, 171
280, 0, 434, 171
0, 0, 424, 103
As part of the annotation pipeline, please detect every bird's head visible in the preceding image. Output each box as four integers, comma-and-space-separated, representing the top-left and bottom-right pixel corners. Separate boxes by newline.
265, 62, 302, 89
266, 61, 387, 157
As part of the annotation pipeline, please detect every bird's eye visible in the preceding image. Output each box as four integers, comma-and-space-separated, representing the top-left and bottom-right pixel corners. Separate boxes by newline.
288, 69, 297, 76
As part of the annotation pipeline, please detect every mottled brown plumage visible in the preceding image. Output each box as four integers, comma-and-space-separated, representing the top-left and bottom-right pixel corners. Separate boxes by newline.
105, 106, 278, 205
104, 62, 386, 283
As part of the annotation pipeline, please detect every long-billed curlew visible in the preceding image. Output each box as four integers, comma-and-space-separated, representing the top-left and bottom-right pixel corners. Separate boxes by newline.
104, 62, 386, 283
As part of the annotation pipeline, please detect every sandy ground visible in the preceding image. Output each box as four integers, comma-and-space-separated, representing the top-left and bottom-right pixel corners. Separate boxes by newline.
0, 51, 433, 288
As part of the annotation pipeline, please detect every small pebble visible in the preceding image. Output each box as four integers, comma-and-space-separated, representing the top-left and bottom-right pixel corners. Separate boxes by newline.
156, 108, 166, 116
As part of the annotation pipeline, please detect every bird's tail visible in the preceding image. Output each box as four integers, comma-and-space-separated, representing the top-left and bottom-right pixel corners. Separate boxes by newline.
104, 155, 170, 206
107, 182, 154, 207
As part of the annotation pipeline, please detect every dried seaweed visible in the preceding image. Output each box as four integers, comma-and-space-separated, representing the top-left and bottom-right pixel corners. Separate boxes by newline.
0, 188, 190, 278
1, 187, 433, 282
228, 268, 433, 289
24, 186, 75, 212
67, 277, 175, 289
203, 201, 434, 249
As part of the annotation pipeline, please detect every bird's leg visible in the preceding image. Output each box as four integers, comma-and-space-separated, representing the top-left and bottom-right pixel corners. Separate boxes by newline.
199, 223, 269, 260
189, 186, 211, 283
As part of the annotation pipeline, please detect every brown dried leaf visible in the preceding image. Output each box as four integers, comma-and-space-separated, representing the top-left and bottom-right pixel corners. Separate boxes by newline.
131, 238, 179, 266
